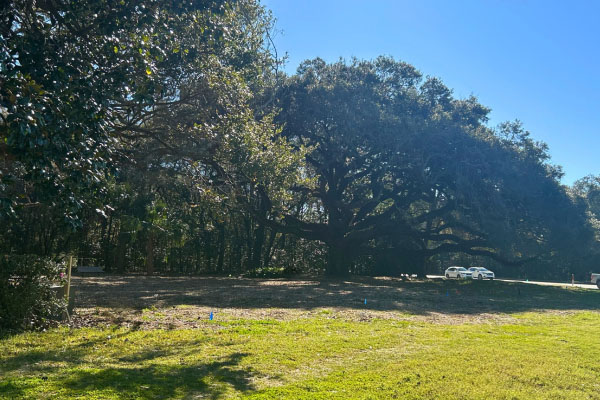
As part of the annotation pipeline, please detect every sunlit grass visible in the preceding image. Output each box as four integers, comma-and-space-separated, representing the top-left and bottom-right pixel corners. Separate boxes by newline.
2, 307, 600, 399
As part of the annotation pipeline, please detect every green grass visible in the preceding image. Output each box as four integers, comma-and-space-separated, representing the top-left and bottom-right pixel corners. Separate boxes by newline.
2, 280, 600, 399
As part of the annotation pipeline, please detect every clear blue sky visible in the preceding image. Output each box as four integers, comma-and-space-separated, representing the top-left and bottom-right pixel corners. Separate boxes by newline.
261, 0, 599, 185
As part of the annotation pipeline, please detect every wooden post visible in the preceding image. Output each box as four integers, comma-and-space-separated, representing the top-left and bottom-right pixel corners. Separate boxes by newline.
66, 255, 73, 300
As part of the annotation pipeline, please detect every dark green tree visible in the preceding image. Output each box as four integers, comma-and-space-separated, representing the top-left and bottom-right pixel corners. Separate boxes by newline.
272, 58, 591, 276
0, 0, 277, 224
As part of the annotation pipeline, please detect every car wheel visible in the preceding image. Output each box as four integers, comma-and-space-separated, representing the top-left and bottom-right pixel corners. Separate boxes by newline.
446, 274, 450, 279
490, 277, 494, 281
478, 274, 483, 280
596, 281, 600, 289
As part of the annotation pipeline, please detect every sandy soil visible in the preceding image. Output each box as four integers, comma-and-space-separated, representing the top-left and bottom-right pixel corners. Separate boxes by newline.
68, 275, 597, 329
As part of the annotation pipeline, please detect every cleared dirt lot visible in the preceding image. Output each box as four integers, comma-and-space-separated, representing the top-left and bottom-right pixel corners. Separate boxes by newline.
70, 275, 600, 329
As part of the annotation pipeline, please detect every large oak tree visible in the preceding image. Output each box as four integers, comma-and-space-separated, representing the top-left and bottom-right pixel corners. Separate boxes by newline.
272, 58, 591, 276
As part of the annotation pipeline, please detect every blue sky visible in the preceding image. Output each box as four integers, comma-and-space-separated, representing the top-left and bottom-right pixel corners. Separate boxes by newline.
261, 0, 599, 185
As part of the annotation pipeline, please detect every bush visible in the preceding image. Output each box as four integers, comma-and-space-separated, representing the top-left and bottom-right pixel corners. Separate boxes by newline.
0, 255, 68, 331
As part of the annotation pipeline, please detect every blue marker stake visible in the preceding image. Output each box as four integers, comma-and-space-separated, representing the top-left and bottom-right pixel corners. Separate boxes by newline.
446, 290, 449, 297
209, 311, 213, 321
364, 298, 367, 305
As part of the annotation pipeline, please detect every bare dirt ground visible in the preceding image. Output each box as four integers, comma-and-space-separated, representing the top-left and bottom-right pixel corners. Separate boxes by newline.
69, 275, 600, 330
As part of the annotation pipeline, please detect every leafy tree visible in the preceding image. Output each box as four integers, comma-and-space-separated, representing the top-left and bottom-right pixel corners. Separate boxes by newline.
570, 175, 600, 276
272, 58, 591, 276
1, 0, 594, 284
572, 175, 600, 228
0, 0, 301, 257
0, 0, 311, 329
0, 0, 276, 224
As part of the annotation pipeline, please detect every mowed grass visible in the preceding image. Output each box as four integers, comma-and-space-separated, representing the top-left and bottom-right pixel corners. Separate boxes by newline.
1, 279, 600, 399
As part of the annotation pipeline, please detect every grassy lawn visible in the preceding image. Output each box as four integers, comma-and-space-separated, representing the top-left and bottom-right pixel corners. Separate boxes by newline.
1, 278, 600, 399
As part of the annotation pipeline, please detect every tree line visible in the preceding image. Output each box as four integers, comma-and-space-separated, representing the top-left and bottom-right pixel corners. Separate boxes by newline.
2, 0, 599, 280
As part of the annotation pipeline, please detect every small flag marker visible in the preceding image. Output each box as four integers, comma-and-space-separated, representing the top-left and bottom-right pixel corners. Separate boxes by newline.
364, 298, 367, 305
209, 311, 214, 321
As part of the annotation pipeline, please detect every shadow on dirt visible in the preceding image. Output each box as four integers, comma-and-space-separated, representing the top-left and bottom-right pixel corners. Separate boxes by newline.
72, 275, 600, 316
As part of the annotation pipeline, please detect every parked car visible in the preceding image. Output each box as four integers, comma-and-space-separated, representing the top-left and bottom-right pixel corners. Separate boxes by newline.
445, 266, 472, 279
468, 267, 495, 280
591, 273, 600, 289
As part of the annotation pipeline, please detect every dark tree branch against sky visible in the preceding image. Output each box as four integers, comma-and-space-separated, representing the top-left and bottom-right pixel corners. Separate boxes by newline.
262, 0, 600, 185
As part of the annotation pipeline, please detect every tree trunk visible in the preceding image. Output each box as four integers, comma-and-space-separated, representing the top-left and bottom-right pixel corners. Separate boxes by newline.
102, 215, 113, 272
216, 223, 225, 273
250, 222, 265, 271
414, 252, 428, 278
114, 229, 127, 273
262, 229, 277, 269
230, 223, 242, 273
243, 216, 253, 272
326, 244, 350, 277
145, 230, 155, 275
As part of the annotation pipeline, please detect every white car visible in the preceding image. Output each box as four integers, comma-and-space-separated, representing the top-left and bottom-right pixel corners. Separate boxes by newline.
468, 267, 495, 280
445, 267, 472, 279
591, 273, 600, 289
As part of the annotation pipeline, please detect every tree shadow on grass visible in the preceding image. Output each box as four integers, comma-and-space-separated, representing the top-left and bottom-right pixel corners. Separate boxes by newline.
0, 381, 27, 399
0, 330, 131, 373
0, 325, 256, 399
62, 352, 253, 399
0, 341, 255, 399
72, 276, 600, 317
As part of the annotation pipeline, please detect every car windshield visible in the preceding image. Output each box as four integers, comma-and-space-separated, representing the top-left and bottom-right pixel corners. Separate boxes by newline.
458, 268, 467, 271
480, 268, 489, 272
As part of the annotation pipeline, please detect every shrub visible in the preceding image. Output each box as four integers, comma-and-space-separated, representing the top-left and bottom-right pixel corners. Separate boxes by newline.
0, 255, 67, 331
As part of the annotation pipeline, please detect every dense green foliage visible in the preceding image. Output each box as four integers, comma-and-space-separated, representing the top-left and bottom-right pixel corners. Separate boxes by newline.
273, 58, 593, 276
0, 255, 67, 330
1, 0, 598, 287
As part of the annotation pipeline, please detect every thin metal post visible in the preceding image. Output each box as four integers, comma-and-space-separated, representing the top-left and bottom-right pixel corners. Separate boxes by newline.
66, 255, 73, 300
